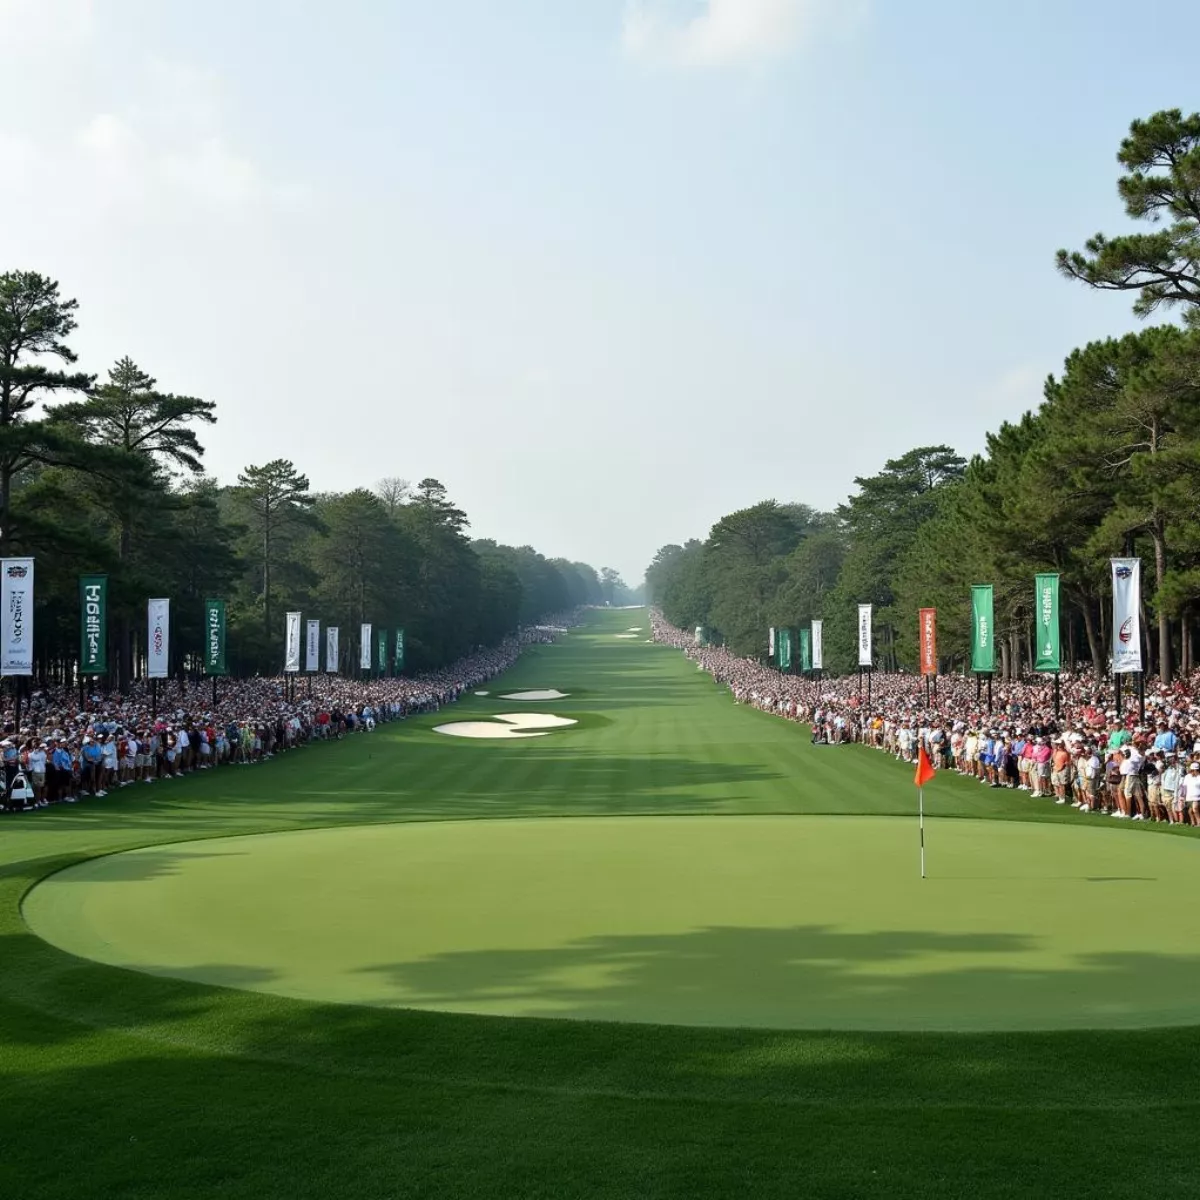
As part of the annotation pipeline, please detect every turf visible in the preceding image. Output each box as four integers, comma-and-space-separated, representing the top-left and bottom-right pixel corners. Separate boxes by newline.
25, 816, 1200, 1030
4, 607, 1200, 1198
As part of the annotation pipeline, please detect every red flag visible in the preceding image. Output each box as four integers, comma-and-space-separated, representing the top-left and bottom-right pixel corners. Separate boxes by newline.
914, 745, 936, 788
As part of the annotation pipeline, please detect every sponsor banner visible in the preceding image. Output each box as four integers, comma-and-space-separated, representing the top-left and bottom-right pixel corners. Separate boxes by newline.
305, 619, 321, 672
326, 626, 339, 673
857, 605, 872, 667
147, 598, 170, 679
799, 627, 812, 672
1, 558, 34, 677
970, 585, 994, 674
811, 619, 823, 670
1111, 558, 1142, 674
80, 574, 107, 675
360, 623, 372, 670
204, 598, 227, 676
1034, 573, 1061, 673
768, 626, 776, 658
395, 628, 405, 671
377, 628, 388, 673
778, 627, 792, 671
919, 607, 937, 676
694, 625, 703, 646
284, 611, 302, 673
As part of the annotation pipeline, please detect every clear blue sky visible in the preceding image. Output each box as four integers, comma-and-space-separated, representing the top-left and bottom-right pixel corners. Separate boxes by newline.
2, 0, 1198, 580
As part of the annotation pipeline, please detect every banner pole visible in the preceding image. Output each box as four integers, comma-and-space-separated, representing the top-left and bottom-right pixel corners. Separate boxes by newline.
1054, 673, 1060, 719
212, 676, 217, 709
919, 788, 926, 879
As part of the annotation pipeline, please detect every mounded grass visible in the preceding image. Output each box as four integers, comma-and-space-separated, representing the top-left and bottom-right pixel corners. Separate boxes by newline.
25, 815, 1200, 1031
3, 608, 1200, 1198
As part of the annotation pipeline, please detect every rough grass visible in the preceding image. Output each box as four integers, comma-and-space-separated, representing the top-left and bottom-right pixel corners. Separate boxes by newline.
2, 608, 1198, 1199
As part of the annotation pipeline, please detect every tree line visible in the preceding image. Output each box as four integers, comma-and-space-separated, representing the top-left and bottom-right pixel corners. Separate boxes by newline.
0, 271, 631, 688
646, 109, 1200, 684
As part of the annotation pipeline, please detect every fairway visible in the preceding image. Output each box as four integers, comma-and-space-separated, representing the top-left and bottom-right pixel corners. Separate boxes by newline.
24, 815, 1200, 1030
8, 607, 1200, 1199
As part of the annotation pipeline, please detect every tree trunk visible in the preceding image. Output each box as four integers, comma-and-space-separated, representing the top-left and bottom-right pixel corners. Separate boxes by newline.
118, 517, 133, 692
1081, 599, 1105, 680
1152, 521, 1171, 684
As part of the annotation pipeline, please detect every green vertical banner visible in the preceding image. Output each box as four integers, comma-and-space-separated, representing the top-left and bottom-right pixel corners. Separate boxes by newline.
395, 628, 405, 671
799, 627, 812, 671
204, 598, 228, 676
1034, 573, 1061, 672
778, 628, 792, 671
970, 585, 995, 673
377, 628, 388, 673
80, 574, 107, 675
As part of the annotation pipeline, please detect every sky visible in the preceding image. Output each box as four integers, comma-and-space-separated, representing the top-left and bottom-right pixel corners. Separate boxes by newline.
2, 0, 1199, 582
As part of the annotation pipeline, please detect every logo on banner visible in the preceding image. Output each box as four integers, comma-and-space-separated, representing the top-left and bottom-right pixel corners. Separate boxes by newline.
1119, 618, 1133, 645
1115, 565, 1132, 579
6, 564, 28, 578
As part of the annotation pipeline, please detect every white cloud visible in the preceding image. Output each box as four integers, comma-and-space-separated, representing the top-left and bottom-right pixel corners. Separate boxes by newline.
622, 0, 853, 68
0, 15, 307, 221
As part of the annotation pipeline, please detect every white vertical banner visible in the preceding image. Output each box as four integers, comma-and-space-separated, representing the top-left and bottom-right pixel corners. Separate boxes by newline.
147, 598, 170, 680
811, 619, 824, 671
360, 623, 372, 670
0, 557, 34, 676
768, 626, 776, 656
1111, 558, 1143, 674
284, 611, 302, 673
857, 604, 873, 667
305, 619, 321, 672
326, 626, 339, 673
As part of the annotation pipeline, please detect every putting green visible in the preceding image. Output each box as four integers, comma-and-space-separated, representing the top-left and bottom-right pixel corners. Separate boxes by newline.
23, 814, 1200, 1031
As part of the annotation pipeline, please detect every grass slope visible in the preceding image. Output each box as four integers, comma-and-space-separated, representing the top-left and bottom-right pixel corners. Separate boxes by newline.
2, 608, 1199, 1198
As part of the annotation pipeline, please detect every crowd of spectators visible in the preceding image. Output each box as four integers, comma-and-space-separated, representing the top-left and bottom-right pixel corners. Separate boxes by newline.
0, 618, 576, 813
651, 611, 1200, 825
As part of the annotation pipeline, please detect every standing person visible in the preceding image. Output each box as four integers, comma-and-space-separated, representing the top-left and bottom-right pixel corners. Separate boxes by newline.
0, 738, 18, 803
1182, 762, 1200, 826
26, 738, 47, 808
1161, 754, 1181, 824
101, 732, 119, 794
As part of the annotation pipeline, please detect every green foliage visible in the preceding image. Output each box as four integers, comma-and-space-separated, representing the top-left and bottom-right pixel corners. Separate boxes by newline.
4, 270, 601, 679
1058, 109, 1200, 325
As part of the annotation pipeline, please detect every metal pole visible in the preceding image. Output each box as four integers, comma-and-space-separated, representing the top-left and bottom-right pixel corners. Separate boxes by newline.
212, 676, 217, 709
919, 788, 926, 879
152, 678, 157, 720
987, 674, 993, 714
867, 669, 872, 706
1115, 672, 1122, 720
1054, 673, 1061, 720
1138, 672, 1145, 725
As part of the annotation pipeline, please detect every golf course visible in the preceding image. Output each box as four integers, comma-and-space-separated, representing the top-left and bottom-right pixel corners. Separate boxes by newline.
5, 606, 1200, 1197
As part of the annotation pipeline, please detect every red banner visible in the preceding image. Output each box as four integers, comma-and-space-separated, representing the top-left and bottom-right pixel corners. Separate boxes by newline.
919, 607, 937, 676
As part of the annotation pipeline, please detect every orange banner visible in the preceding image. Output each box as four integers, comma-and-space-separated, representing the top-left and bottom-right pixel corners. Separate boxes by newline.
919, 607, 937, 676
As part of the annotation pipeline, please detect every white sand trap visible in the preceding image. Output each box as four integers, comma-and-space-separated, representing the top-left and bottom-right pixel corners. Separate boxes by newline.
434, 712, 576, 739
494, 713, 577, 730
499, 690, 570, 701
474, 691, 490, 696
614, 634, 639, 639
433, 722, 548, 740
627, 627, 643, 632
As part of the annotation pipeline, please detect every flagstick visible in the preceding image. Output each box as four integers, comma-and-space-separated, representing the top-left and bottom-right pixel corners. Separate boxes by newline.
919, 787, 926, 879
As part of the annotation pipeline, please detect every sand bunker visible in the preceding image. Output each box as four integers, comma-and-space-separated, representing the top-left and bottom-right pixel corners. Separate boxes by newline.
474, 691, 490, 696
614, 634, 639, 639
434, 712, 577, 739
627, 627, 643, 632
494, 714, 577, 730
499, 690, 570, 701
434, 722, 547, 740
